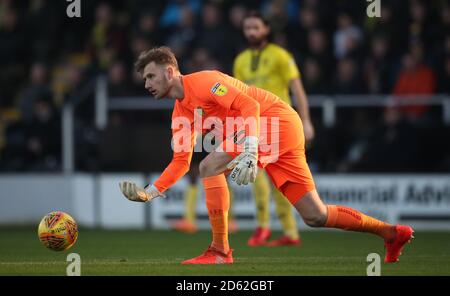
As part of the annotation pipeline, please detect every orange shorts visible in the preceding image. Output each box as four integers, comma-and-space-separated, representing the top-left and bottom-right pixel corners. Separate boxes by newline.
218, 107, 316, 204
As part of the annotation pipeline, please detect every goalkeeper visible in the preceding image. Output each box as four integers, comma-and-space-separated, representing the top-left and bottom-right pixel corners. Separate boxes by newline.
119, 46, 413, 265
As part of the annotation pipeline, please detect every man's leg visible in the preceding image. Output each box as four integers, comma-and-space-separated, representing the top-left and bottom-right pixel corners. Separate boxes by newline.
253, 171, 271, 229
176, 177, 199, 232
184, 181, 198, 225
280, 183, 414, 263
171, 155, 202, 233
268, 186, 300, 246
248, 171, 272, 246
203, 174, 230, 253
182, 151, 234, 265
227, 183, 238, 233
284, 187, 395, 239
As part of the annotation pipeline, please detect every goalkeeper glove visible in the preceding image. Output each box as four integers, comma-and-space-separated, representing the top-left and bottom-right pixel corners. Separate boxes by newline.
226, 136, 258, 185
119, 181, 165, 202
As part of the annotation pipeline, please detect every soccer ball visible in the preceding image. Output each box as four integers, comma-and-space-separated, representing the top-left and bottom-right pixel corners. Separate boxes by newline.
38, 211, 78, 251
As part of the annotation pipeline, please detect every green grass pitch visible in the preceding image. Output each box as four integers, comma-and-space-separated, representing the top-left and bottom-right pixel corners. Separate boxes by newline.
1, 228, 450, 275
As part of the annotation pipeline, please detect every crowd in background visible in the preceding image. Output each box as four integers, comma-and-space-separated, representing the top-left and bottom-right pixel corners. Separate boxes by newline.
0, 0, 449, 172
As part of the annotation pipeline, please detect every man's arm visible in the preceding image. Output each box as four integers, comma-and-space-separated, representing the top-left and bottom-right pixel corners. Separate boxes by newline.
119, 144, 193, 203
153, 148, 193, 193
119, 140, 194, 202
152, 121, 196, 193
226, 92, 260, 185
229, 92, 260, 138
289, 77, 315, 144
188, 71, 261, 185
277, 48, 315, 144
120, 108, 195, 202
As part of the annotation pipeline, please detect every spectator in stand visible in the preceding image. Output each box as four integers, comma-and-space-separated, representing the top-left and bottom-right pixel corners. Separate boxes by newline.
107, 61, 132, 98
365, 4, 407, 58
128, 1, 164, 24
129, 34, 153, 65
25, 0, 59, 62
333, 13, 363, 60
196, 2, 232, 69
185, 47, 221, 73
433, 6, 449, 71
0, 6, 27, 107
227, 4, 248, 58
364, 35, 394, 94
165, 5, 197, 64
351, 106, 420, 172
133, 13, 162, 45
302, 57, 329, 94
332, 58, 365, 94
2, 97, 61, 171
123, 31, 152, 93
88, 2, 126, 70
437, 5, 449, 49
393, 42, 436, 119
159, 0, 200, 29
63, 64, 95, 124
306, 28, 334, 81
129, 67, 147, 97
24, 98, 61, 171
261, 0, 291, 36
20, 62, 53, 122
408, 0, 435, 53
287, 6, 319, 55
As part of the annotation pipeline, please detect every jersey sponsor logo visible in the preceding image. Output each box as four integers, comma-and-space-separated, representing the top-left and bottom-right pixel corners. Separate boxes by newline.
211, 83, 228, 96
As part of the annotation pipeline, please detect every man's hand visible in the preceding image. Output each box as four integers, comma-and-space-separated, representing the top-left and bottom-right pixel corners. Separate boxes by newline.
227, 152, 258, 185
119, 181, 165, 202
302, 118, 315, 145
226, 136, 258, 185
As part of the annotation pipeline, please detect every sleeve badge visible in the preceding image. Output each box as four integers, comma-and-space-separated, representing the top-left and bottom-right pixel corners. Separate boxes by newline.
211, 82, 228, 96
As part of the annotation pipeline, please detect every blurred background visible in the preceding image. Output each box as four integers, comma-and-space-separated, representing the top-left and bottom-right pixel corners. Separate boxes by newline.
0, 0, 449, 231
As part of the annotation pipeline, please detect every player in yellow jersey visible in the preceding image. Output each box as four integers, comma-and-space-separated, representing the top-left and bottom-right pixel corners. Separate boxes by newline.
233, 11, 315, 246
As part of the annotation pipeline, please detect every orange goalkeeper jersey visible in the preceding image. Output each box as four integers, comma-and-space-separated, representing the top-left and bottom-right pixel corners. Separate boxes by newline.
153, 70, 298, 192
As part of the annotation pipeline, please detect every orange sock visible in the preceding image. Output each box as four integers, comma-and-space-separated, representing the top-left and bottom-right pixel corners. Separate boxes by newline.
326, 205, 396, 240
202, 174, 230, 254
